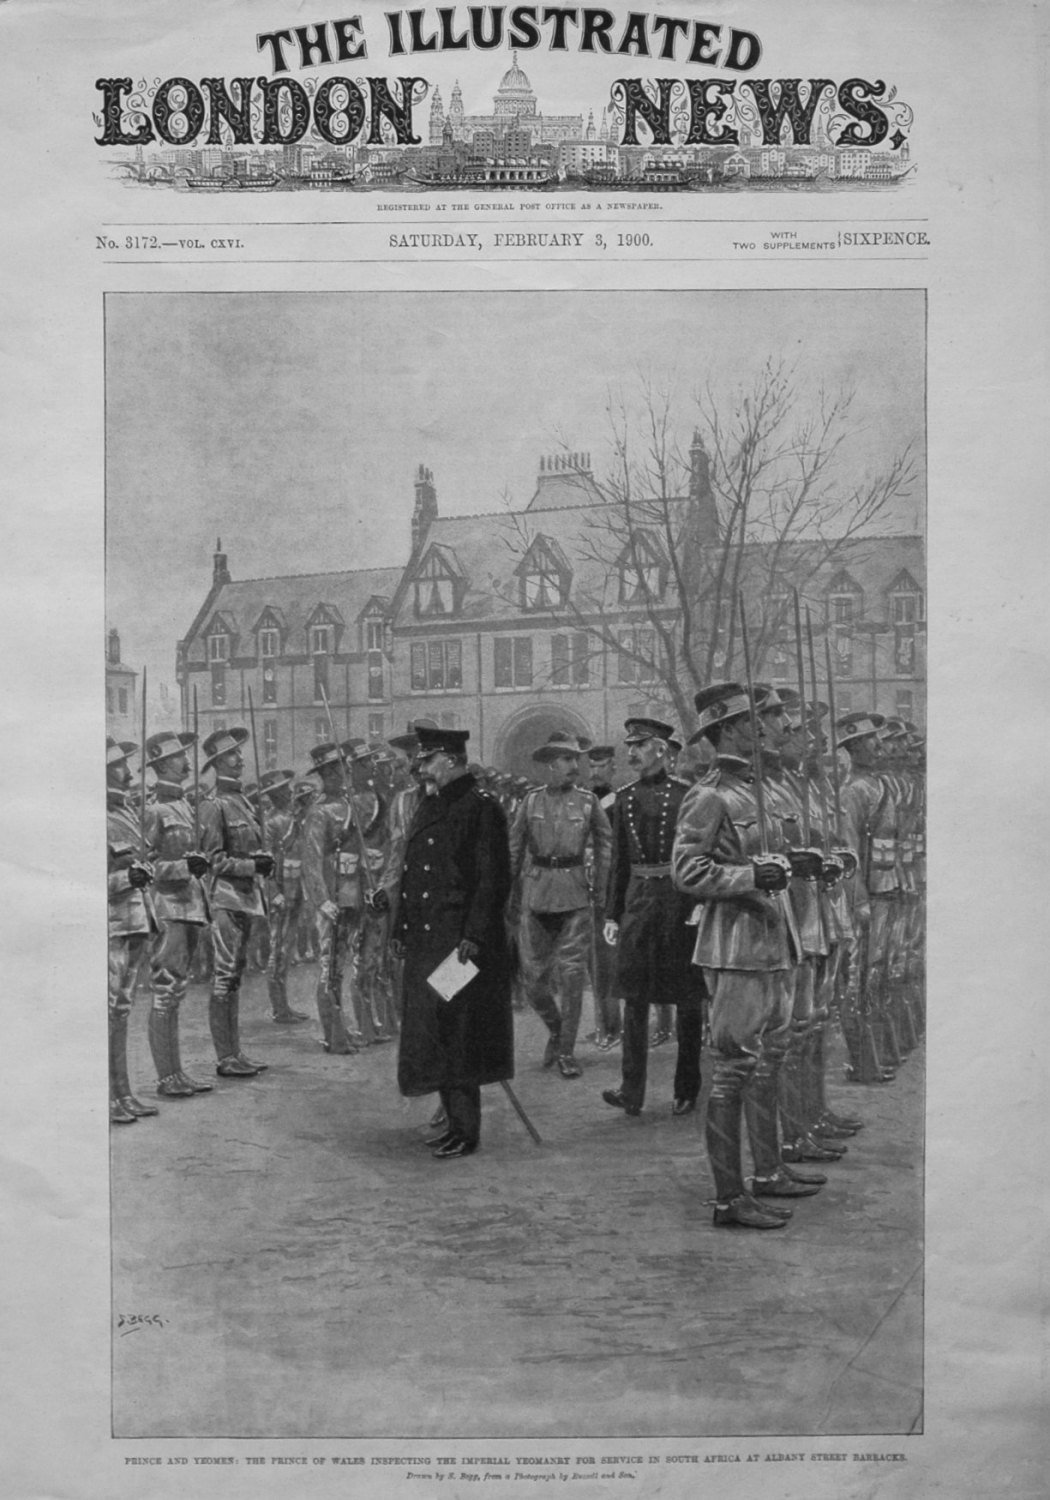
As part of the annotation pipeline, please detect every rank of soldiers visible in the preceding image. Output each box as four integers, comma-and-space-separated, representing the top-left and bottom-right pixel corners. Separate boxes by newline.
107, 617, 924, 1227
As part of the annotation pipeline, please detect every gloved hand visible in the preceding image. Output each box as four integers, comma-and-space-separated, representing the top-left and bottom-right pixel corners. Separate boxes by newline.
752, 854, 791, 892
821, 853, 846, 888
833, 846, 858, 878
457, 939, 480, 966
128, 861, 154, 889
787, 848, 824, 880
365, 887, 390, 913
319, 899, 339, 923
603, 920, 619, 947
186, 852, 211, 879
253, 853, 276, 877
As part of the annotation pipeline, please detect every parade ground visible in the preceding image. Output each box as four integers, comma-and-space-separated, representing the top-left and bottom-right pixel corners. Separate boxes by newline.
112, 968, 924, 1440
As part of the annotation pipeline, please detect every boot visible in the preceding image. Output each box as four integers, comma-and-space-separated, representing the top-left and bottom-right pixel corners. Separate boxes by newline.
707, 1072, 783, 1226
268, 974, 308, 1024
743, 1059, 786, 1179
890, 976, 918, 1054
844, 1014, 895, 1084
875, 1005, 903, 1069
809, 1024, 863, 1133
110, 1097, 137, 1124
706, 1067, 747, 1202
111, 1010, 159, 1117
775, 1044, 810, 1158
229, 991, 268, 1072
802, 1027, 855, 1138
211, 994, 259, 1076
149, 1009, 196, 1097
774, 1049, 847, 1163
317, 988, 357, 1055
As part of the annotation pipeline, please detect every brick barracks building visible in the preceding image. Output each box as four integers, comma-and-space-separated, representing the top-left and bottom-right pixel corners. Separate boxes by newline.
177, 450, 925, 779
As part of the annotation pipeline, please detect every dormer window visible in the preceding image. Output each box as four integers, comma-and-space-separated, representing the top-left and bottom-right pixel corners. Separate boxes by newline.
207, 631, 229, 663
888, 570, 924, 626
826, 569, 863, 625
252, 607, 286, 664
311, 625, 332, 656
413, 545, 465, 618
516, 535, 572, 612
618, 531, 667, 604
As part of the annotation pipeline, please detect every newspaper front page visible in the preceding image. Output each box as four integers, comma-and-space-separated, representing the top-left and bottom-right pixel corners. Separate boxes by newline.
2, 1, 1046, 1496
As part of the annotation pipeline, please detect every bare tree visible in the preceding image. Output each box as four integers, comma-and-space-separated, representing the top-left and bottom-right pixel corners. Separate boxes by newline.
498, 359, 917, 731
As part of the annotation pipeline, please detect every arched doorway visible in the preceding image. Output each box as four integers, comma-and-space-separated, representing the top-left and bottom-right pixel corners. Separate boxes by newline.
493, 703, 596, 781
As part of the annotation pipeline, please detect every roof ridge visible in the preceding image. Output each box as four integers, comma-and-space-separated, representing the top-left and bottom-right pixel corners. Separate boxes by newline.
223, 565, 403, 584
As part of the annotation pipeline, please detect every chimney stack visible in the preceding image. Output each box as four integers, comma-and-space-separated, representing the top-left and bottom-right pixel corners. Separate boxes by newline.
212, 537, 231, 587
412, 464, 438, 554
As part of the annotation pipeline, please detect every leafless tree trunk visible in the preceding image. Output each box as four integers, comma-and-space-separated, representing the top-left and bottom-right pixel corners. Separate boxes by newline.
498, 359, 917, 732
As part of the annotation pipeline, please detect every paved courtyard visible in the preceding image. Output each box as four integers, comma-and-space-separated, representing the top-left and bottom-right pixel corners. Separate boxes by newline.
111, 965, 924, 1440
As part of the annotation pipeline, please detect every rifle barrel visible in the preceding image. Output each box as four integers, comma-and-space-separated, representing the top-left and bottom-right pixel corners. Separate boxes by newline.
246, 686, 269, 851
791, 589, 812, 845
823, 629, 845, 842
737, 591, 769, 853
192, 686, 201, 849
804, 606, 831, 841
139, 666, 148, 860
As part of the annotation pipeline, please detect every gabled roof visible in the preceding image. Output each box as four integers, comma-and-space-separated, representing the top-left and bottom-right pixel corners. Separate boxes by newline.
183, 567, 401, 661
389, 497, 923, 628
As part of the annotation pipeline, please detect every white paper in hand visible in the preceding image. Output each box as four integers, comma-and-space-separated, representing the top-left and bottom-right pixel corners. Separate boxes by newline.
427, 949, 479, 1002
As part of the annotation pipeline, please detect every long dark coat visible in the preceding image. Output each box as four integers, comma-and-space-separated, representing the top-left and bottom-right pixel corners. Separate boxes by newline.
606, 770, 701, 1010
396, 773, 514, 1096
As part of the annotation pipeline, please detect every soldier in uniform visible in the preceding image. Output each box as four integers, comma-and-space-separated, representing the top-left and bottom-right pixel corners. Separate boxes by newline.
347, 739, 395, 1043
779, 700, 863, 1144
508, 733, 612, 1079
259, 768, 310, 1024
672, 685, 818, 1229
300, 741, 368, 1054
584, 746, 621, 1049
143, 729, 214, 1098
107, 737, 158, 1124
199, 728, 275, 1079
601, 718, 702, 1117
392, 726, 514, 1159
838, 713, 899, 1083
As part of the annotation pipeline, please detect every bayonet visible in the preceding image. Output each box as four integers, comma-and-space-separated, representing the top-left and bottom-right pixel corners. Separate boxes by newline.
791, 588, 813, 845
737, 590, 769, 852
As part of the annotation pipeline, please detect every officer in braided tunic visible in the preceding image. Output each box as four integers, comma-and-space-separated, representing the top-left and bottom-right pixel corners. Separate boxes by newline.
601, 718, 701, 1118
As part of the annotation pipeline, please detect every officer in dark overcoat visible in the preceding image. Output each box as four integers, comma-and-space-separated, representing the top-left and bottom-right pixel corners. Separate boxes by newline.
392, 725, 514, 1158
601, 718, 703, 1117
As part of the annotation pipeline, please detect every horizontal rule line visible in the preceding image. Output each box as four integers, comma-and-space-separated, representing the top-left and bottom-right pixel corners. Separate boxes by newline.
103, 256, 930, 264
99, 216, 931, 227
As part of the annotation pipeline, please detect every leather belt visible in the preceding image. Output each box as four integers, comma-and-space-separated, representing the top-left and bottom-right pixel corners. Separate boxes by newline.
630, 863, 671, 879
531, 854, 584, 869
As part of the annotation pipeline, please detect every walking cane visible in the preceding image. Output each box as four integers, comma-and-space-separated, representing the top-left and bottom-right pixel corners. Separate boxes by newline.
499, 1079, 543, 1146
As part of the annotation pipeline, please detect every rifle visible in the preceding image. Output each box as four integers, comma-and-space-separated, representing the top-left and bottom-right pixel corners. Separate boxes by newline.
318, 684, 379, 900
139, 665, 148, 861
246, 686, 271, 855
803, 604, 832, 842
737, 590, 769, 852
822, 631, 845, 843
192, 685, 201, 850
791, 588, 813, 846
